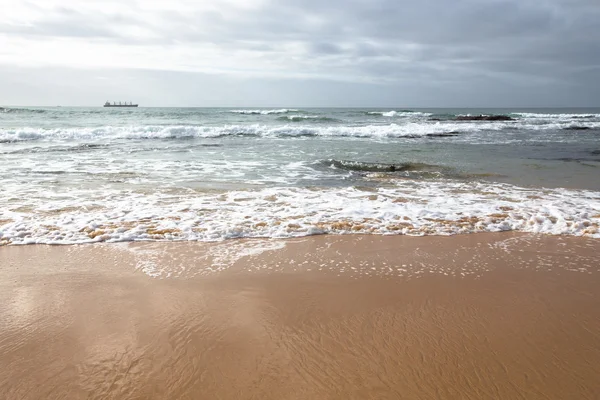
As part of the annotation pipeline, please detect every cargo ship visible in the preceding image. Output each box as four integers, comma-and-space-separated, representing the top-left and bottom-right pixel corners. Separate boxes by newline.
103, 101, 138, 107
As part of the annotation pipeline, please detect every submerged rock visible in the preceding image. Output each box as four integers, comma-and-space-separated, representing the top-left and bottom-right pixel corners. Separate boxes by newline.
454, 115, 514, 121
564, 126, 591, 130
426, 131, 461, 138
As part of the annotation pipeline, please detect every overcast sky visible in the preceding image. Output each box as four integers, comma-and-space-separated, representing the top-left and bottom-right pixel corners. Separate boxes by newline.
1, 0, 599, 107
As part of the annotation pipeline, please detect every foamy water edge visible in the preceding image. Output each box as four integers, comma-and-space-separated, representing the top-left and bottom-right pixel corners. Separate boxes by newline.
1, 181, 599, 245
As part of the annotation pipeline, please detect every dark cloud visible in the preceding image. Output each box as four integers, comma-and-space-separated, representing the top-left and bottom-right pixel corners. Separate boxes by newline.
154, 0, 600, 85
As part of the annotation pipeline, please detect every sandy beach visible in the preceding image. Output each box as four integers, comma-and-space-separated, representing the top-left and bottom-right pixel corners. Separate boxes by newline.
1, 233, 600, 399
3, 1, 600, 399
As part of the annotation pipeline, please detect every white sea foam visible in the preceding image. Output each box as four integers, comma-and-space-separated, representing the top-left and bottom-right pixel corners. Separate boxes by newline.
0, 122, 506, 142
3, 107, 598, 246
111, 239, 288, 278
367, 111, 432, 117
2, 117, 598, 143
368, 111, 399, 117
284, 115, 322, 120
1, 181, 599, 245
206, 240, 287, 271
514, 112, 600, 119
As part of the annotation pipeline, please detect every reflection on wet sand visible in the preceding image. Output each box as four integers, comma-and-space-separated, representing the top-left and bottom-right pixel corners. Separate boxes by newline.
1, 233, 600, 399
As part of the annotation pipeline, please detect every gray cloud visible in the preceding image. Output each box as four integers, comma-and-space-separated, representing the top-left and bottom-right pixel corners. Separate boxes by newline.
1, 0, 599, 106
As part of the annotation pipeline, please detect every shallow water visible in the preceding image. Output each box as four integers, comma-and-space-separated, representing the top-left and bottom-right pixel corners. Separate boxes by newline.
1, 107, 599, 243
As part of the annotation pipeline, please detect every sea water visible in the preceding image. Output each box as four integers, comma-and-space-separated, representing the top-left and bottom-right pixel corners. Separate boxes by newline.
1, 106, 599, 244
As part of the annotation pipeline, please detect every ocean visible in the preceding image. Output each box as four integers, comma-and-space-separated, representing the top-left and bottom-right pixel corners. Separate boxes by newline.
1, 106, 599, 244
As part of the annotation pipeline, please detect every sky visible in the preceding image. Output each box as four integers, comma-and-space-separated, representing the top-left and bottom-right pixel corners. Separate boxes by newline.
0, 0, 599, 107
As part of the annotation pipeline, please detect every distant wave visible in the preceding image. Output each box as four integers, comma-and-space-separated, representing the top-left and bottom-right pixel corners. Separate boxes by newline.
0, 107, 46, 114
229, 109, 300, 115
513, 112, 600, 119
277, 115, 340, 122
366, 110, 432, 117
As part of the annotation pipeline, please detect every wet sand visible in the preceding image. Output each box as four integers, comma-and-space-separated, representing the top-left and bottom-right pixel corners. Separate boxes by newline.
1, 233, 600, 399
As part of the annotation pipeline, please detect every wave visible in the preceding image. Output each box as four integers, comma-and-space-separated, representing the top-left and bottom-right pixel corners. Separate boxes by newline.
367, 110, 432, 117
229, 109, 300, 115
277, 115, 340, 122
0, 126, 235, 142
513, 112, 600, 119
0, 107, 46, 114
2, 182, 599, 245
3, 118, 600, 143
0, 123, 502, 142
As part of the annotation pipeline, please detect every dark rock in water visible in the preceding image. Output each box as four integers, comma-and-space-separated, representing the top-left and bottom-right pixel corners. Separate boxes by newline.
426, 131, 460, 138
590, 150, 600, 155
455, 115, 514, 121
323, 159, 441, 174
564, 126, 591, 130
557, 158, 578, 162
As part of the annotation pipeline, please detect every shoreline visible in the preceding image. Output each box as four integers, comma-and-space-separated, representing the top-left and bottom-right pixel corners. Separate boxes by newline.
1, 233, 600, 399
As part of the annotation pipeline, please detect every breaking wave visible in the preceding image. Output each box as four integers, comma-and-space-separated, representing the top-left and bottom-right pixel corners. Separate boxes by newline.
1, 182, 599, 245
0, 123, 504, 142
3, 119, 600, 143
366, 110, 433, 117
